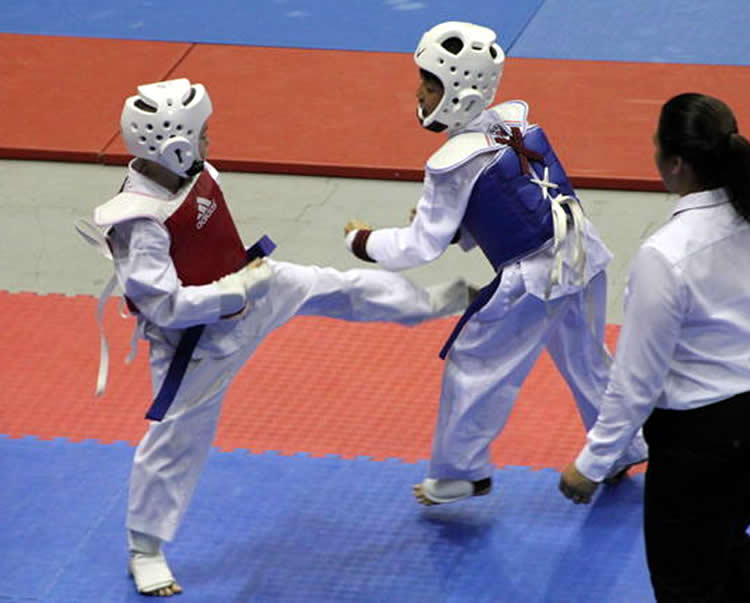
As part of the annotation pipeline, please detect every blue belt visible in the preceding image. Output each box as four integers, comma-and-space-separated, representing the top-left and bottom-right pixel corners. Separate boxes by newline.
145, 235, 276, 421
439, 271, 502, 360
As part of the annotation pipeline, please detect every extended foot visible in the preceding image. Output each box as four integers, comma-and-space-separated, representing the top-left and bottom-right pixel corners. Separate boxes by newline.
129, 551, 183, 597
413, 477, 492, 506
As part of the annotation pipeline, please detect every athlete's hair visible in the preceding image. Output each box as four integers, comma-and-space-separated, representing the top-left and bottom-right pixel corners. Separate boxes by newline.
657, 93, 750, 223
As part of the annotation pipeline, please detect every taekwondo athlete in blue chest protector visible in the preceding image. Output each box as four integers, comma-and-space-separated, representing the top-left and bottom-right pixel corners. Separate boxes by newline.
344, 21, 648, 506
77, 78, 472, 596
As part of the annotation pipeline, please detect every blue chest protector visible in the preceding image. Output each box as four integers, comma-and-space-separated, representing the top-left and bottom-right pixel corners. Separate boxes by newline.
462, 125, 576, 273
434, 105, 584, 359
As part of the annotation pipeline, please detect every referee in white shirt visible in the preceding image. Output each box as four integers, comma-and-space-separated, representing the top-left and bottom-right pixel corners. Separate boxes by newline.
559, 93, 750, 602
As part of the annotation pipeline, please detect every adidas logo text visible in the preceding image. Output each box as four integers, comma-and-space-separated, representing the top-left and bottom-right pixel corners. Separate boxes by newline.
196, 196, 217, 229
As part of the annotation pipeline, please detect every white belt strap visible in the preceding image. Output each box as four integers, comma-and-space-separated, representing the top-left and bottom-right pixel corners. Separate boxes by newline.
94, 274, 118, 396
528, 166, 587, 299
564, 196, 586, 285
92, 275, 140, 395
75, 217, 138, 395
545, 197, 570, 300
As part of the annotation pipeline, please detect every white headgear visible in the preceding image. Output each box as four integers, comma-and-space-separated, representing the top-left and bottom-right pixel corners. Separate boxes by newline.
121, 78, 212, 177
415, 22, 505, 132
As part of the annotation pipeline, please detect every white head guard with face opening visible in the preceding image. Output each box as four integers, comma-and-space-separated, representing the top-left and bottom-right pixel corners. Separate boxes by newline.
121, 78, 212, 177
415, 22, 505, 133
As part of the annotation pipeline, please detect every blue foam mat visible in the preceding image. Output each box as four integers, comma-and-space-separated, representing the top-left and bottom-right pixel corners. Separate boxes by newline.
0, 1, 543, 54
0, 435, 654, 602
511, 0, 750, 65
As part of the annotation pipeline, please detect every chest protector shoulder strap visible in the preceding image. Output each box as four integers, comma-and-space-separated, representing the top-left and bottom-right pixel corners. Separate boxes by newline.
435, 101, 584, 283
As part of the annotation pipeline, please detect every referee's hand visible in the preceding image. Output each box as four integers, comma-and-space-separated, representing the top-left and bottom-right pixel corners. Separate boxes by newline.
559, 463, 599, 504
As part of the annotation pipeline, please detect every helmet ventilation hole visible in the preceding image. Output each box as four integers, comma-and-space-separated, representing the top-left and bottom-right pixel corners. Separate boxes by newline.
441, 38, 463, 55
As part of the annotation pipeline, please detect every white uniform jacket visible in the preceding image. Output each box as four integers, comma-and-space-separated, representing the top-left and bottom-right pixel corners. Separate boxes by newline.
577, 188, 750, 480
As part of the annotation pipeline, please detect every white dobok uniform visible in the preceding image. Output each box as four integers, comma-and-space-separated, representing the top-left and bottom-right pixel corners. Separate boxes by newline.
94, 162, 469, 542
347, 102, 647, 482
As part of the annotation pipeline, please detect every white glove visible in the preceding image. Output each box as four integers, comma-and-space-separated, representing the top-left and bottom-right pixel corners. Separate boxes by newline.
215, 260, 273, 317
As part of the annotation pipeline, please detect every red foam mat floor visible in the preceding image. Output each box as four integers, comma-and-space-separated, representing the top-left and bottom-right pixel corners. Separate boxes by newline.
3, 33, 749, 190
0, 290, 632, 472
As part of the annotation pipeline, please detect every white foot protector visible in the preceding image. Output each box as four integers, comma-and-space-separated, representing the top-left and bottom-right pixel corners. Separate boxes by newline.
128, 551, 176, 594
418, 477, 492, 504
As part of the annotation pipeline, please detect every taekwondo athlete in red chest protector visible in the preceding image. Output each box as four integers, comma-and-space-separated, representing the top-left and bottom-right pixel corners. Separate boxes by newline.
77, 78, 472, 596
344, 22, 648, 506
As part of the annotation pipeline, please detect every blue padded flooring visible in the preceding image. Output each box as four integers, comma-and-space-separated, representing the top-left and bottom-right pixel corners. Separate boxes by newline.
4, 0, 749, 64
0, 435, 654, 602
511, 0, 750, 65
0, 0, 544, 54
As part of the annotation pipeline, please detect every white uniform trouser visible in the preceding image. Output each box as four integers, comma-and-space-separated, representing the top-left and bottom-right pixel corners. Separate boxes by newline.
127, 261, 468, 542
428, 268, 647, 481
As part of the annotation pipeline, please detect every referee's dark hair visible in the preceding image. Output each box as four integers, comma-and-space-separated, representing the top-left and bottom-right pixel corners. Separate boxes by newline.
658, 93, 750, 223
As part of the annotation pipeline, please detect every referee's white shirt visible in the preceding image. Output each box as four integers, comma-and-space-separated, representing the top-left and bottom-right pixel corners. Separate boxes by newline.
577, 188, 750, 481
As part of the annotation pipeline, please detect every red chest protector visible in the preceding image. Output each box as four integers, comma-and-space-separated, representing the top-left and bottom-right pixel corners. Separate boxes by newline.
165, 170, 247, 286
93, 167, 248, 313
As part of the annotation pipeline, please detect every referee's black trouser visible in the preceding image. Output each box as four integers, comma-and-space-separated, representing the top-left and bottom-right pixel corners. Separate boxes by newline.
643, 391, 750, 602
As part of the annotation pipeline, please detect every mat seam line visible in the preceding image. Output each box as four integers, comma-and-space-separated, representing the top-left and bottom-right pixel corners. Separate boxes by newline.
506, 0, 549, 56
41, 479, 129, 600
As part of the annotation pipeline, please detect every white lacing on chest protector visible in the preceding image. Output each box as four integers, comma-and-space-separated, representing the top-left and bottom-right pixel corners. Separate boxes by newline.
526, 168, 611, 366
528, 166, 586, 299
